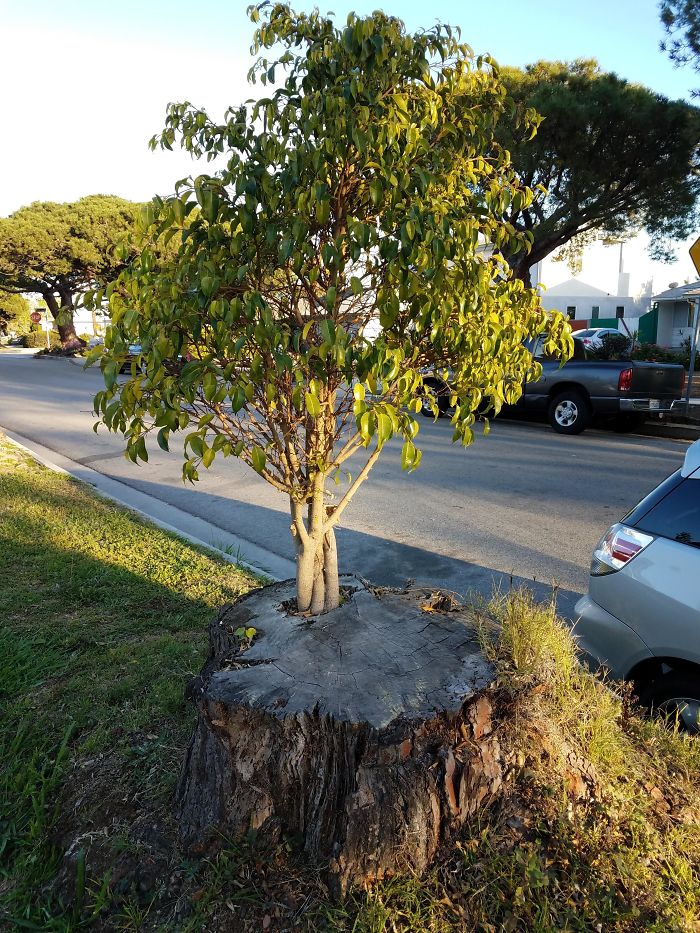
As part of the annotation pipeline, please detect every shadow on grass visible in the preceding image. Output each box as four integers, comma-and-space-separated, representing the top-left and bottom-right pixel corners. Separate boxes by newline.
0, 466, 253, 928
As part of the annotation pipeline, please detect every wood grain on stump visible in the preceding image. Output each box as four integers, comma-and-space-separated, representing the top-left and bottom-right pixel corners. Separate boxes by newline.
177, 577, 503, 894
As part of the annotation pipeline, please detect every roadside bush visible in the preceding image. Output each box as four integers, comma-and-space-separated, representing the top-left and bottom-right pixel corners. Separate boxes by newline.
588, 332, 632, 360
23, 330, 59, 349
632, 341, 691, 368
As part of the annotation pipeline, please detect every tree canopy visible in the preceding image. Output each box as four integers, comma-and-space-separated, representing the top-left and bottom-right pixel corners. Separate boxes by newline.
0, 196, 139, 350
496, 59, 700, 283
90, 4, 571, 613
661, 0, 700, 84
0, 292, 31, 337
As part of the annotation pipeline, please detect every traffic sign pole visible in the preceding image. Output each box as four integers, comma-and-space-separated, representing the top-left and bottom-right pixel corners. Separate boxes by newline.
686, 238, 700, 414
687, 298, 700, 414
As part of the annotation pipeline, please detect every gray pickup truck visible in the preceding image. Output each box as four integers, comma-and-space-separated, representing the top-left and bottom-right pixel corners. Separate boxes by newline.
423, 335, 685, 435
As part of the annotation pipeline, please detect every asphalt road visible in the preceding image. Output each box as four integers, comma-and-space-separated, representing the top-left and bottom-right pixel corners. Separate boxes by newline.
0, 351, 690, 616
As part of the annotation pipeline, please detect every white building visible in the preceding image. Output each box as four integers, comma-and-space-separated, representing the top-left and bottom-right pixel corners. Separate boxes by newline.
537, 276, 650, 326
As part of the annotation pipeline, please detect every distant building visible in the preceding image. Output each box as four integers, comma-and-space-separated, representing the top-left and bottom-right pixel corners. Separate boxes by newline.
645, 281, 700, 348
538, 276, 651, 328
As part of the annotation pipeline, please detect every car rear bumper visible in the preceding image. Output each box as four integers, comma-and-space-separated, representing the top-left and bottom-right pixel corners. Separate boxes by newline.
619, 398, 676, 413
572, 594, 653, 680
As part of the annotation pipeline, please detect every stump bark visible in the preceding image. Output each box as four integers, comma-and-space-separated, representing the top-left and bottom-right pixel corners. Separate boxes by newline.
177, 577, 503, 894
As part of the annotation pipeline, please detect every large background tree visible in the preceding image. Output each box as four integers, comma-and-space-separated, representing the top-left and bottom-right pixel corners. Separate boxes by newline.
0, 292, 31, 338
91, 4, 571, 614
661, 0, 700, 88
496, 59, 700, 284
0, 196, 139, 351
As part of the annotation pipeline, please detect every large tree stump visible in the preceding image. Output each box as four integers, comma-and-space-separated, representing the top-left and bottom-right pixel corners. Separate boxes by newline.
177, 577, 503, 895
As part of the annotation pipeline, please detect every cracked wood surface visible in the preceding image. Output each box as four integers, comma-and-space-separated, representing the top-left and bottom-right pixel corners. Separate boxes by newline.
204, 576, 493, 729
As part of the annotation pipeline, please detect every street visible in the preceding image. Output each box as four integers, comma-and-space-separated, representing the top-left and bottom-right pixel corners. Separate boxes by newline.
0, 352, 690, 616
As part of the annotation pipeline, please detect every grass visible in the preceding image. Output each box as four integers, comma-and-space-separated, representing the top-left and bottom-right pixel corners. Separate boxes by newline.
0, 436, 257, 928
1, 434, 699, 931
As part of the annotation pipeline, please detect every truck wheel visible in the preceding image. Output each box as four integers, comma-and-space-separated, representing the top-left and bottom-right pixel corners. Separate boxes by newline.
548, 389, 590, 434
420, 378, 449, 418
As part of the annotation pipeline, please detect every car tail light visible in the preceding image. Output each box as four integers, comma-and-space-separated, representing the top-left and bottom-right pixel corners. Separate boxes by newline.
591, 523, 654, 576
618, 368, 633, 392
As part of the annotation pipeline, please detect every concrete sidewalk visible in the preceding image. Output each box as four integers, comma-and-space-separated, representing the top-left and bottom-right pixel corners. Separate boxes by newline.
3, 429, 296, 583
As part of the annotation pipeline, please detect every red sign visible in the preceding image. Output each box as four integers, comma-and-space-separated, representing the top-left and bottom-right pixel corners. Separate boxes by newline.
30, 311, 42, 324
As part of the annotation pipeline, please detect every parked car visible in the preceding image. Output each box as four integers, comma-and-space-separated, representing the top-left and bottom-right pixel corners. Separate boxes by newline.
572, 327, 621, 349
420, 336, 685, 434
120, 343, 142, 373
515, 335, 684, 434
574, 439, 700, 733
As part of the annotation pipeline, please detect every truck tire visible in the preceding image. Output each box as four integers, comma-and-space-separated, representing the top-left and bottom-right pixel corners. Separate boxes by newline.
420, 378, 450, 418
548, 389, 590, 435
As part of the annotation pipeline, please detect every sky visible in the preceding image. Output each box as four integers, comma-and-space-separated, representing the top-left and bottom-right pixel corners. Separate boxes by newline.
1, 0, 699, 293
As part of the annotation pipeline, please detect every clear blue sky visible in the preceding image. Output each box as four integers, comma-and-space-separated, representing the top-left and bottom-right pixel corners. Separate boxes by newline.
5, 0, 692, 99
0, 0, 695, 221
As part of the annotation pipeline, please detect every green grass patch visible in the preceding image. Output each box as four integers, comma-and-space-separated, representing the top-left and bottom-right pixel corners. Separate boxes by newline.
0, 437, 256, 928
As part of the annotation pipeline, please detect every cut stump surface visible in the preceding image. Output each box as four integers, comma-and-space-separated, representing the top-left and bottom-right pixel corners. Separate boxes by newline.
177, 577, 503, 894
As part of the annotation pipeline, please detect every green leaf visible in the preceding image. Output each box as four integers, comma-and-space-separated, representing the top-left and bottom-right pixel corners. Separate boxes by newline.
202, 447, 215, 468
251, 446, 266, 474
305, 391, 321, 418
156, 428, 170, 452
350, 276, 363, 296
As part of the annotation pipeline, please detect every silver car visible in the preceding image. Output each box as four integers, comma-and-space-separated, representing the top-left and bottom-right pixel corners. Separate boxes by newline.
574, 440, 700, 732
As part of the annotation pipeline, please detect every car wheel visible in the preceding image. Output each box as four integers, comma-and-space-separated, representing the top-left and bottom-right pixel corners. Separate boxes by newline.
613, 414, 646, 433
637, 671, 700, 735
547, 389, 590, 435
420, 378, 450, 418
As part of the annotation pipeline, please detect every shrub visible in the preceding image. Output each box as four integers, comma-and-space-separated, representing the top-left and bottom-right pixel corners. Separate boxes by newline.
23, 330, 59, 349
632, 341, 691, 367
588, 332, 632, 360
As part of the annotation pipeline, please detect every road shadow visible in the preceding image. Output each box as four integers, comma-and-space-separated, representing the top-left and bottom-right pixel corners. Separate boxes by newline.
118, 477, 584, 619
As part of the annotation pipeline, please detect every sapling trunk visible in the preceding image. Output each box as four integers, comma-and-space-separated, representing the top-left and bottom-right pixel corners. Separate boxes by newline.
291, 480, 340, 614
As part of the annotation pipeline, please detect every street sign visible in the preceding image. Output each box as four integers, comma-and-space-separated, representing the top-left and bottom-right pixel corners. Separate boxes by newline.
30, 311, 42, 324
690, 236, 700, 277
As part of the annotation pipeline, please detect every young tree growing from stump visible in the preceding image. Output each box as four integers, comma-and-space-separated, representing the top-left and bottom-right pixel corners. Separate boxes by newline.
90, 4, 571, 613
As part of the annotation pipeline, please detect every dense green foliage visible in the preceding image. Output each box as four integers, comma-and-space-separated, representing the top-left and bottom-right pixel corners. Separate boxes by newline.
0, 292, 30, 337
90, 3, 571, 611
661, 0, 700, 83
497, 59, 700, 282
0, 196, 139, 350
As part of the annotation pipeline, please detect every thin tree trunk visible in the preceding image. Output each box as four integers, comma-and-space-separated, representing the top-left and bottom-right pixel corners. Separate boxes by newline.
323, 524, 339, 612
290, 478, 340, 615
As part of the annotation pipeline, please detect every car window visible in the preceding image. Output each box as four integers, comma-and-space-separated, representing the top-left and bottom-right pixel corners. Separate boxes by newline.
575, 330, 592, 338
634, 479, 700, 548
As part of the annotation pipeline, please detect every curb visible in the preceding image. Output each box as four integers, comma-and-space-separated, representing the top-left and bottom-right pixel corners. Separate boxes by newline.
2, 430, 296, 583
637, 422, 700, 442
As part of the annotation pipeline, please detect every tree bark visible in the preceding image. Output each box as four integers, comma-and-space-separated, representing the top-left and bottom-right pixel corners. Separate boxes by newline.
177, 579, 502, 896
292, 470, 341, 614
44, 290, 84, 352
